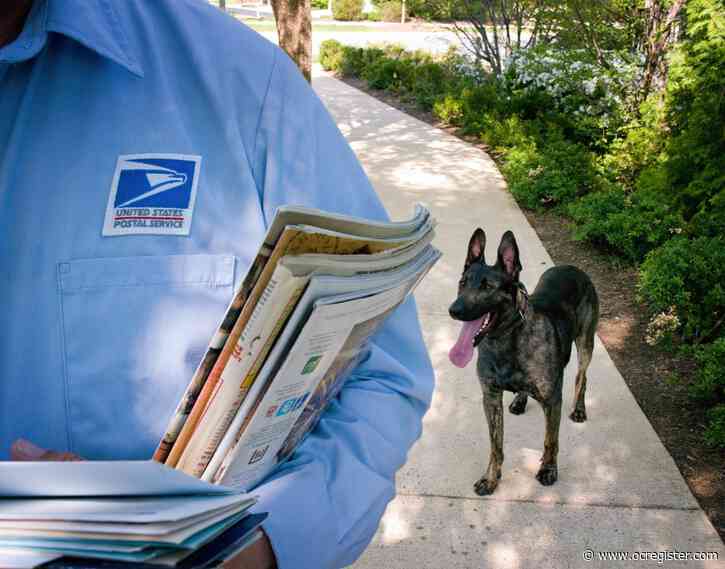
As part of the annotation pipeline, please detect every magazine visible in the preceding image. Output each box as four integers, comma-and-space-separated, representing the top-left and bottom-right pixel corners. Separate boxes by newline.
175, 229, 437, 478
213, 282, 418, 488
162, 221, 433, 468
152, 204, 439, 491
203, 246, 440, 486
152, 206, 429, 463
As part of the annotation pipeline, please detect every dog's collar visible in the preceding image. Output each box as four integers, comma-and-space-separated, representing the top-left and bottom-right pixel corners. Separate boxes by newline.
488, 283, 529, 339
515, 282, 529, 322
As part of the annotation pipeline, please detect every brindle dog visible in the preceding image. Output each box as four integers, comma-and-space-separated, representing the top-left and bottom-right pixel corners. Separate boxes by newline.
448, 228, 599, 495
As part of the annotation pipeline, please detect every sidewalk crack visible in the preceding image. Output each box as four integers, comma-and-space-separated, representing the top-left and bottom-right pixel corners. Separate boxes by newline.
397, 491, 701, 512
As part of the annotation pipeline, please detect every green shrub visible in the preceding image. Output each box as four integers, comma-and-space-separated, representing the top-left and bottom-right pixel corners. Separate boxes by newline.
662, 0, 725, 234
461, 82, 503, 118
599, 97, 666, 190
311, 0, 328, 8
407, 0, 460, 20
380, 43, 407, 59
638, 236, 725, 343
568, 185, 682, 263
409, 62, 447, 110
433, 94, 464, 125
434, 83, 506, 136
479, 114, 535, 154
337, 46, 385, 76
379, 0, 402, 21
332, 0, 364, 20
704, 404, 725, 448
690, 338, 725, 402
503, 137, 597, 210
363, 58, 410, 90
319, 40, 344, 72
371, 0, 456, 19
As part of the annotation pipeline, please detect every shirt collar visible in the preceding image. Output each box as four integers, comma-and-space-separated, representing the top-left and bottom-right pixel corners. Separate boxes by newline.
0, 0, 143, 77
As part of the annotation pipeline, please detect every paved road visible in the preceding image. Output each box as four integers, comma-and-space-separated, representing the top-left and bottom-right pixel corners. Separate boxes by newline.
256, 28, 461, 56
311, 69, 725, 569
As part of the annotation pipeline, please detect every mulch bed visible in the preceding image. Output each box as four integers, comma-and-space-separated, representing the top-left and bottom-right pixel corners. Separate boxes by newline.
334, 73, 725, 543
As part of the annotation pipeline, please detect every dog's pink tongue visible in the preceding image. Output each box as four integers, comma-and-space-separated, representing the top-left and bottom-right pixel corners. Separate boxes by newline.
449, 317, 484, 368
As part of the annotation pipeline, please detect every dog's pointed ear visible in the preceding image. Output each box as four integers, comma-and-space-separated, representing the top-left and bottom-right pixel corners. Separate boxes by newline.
496, 230, 522, 280
465, 228, 486, 270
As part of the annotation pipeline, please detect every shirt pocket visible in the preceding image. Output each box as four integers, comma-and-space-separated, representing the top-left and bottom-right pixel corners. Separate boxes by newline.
57, 254, 235, 460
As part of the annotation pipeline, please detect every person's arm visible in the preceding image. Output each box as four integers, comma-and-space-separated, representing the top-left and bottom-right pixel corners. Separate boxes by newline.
246, 51, 435, 569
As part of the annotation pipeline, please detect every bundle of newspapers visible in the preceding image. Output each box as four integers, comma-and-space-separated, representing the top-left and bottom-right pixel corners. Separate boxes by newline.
0, 462, 265, 568
153, 203, 439, 490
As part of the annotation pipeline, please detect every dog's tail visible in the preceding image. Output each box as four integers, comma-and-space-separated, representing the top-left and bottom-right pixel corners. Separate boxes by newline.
574, 274, 599, 354
571, 271, 598, 421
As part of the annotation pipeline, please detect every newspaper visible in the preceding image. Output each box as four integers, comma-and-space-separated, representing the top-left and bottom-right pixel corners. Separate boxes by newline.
0, 463, 259, 567
174, 263, 307, 477
208, 249, 439, 489
175, 230, 437, 478
198, 245, 439, 484
163, 221, 433, 468
153, 206, 429, 463
152, 204, 439, 496
214, 284, 413, 488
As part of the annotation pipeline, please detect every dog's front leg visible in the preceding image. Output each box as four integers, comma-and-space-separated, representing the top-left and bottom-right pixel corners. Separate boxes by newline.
536, 399, 562, 486
475, 385, 504, 495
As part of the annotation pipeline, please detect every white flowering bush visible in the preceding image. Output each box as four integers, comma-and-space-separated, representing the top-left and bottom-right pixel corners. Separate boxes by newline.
645, 307, 681, 347
503, 46, 641, 145
439, 48, 490, 85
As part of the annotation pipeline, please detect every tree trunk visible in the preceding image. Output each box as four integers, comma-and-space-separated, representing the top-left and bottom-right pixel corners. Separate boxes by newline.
640, 0, 685, 100
401, 0, 406, 24
270, 0, 313, 82
219, 0, 226, 11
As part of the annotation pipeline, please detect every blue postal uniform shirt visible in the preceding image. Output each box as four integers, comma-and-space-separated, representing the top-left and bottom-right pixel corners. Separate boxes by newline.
0, 1, 434, 567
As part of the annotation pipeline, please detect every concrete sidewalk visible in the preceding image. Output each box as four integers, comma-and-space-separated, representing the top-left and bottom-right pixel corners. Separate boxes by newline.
311, 70, 725, 569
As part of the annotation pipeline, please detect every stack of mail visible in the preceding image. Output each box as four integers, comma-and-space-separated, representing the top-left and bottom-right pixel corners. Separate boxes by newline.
0, 462, 264, 568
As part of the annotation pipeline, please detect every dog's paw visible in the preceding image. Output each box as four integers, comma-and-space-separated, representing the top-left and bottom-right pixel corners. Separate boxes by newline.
509, 396, 527, 415
474, 476, 499, 496
569, 408, 587, 423
535, 464, 558, 486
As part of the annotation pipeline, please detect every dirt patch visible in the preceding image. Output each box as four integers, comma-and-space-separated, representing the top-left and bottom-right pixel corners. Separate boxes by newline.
336, 74, 725, 543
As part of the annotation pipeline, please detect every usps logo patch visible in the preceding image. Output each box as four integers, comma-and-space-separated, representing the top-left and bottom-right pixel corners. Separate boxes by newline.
102, 154, 202, 237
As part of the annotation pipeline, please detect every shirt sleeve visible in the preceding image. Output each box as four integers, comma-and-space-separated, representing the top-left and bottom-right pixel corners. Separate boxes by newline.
248, 49, 435, 569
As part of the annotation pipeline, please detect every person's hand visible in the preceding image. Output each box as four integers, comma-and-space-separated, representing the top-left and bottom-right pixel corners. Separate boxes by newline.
10, 438, 83, 461
222, 530, 277, 569
8, 439, 274, 566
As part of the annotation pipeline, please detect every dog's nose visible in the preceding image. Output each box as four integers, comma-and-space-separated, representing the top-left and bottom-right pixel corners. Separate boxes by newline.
449, 298, 465, 320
